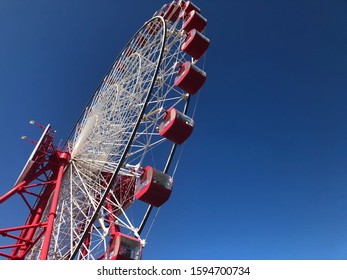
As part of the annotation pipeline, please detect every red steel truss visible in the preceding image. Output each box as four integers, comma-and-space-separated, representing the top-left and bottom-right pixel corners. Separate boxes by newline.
0, 123, 70, 260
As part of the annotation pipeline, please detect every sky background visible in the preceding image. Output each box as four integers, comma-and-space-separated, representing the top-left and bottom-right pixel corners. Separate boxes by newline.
1, 0, 347, 260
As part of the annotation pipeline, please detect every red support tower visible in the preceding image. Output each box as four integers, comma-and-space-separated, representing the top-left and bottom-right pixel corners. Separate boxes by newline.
0, 122, 70, 260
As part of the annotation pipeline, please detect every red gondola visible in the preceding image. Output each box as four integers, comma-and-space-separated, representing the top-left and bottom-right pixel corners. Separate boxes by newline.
105, 75, 115, 85
159, 108, 194, 144
181, 29, 210, 60
182, 1, 201, 15
116, 61, 126, 73
124, 47, 135, 57
163, 2, 181, 22
182, 10, 207, 32
136, 34, 147, 48
145, 18, 161, 35
107, 232, 142, 260
174, 61, 206, 95
135, 166, 173, 207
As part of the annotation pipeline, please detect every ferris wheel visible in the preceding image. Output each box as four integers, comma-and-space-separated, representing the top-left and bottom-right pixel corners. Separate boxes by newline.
0, 0, 210, 260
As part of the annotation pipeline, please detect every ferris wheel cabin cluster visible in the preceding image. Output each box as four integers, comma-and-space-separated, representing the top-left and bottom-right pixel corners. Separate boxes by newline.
0, 0, 209, 260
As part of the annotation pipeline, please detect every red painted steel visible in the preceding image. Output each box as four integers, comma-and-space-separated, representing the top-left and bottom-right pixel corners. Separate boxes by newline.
40, 152, 70, 260
0, 125, 70, 260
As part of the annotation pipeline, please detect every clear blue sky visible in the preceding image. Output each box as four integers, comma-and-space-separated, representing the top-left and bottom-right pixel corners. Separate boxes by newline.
1, 0, 347, 260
